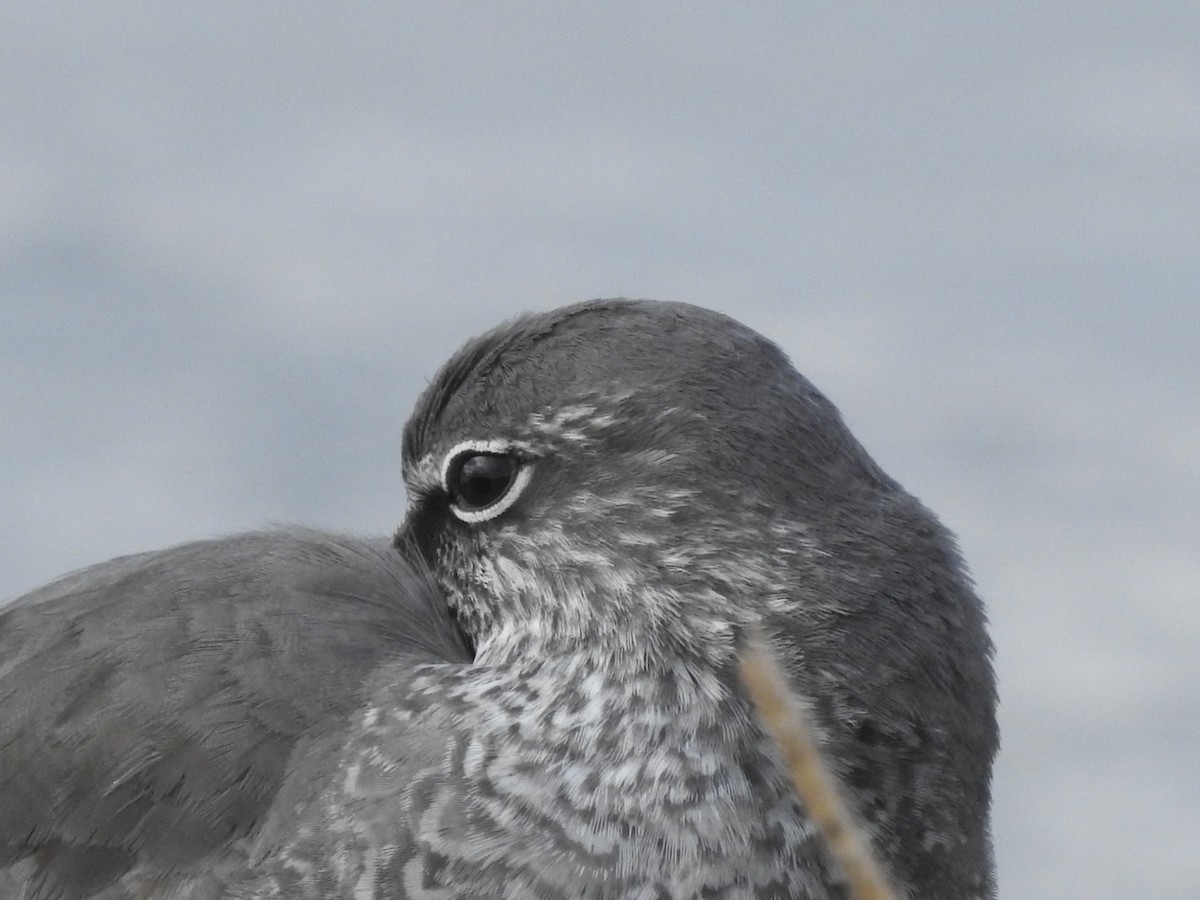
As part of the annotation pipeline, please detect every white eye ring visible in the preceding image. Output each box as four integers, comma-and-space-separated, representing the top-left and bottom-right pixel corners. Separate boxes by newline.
441, 440, 533, 524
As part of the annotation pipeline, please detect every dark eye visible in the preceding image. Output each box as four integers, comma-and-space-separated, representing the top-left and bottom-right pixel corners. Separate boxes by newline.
450, 453, 517, 509
443, 448, 530, 523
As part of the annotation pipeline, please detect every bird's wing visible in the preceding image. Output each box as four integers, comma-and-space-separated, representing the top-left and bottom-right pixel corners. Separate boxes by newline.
0, 527, 470, 899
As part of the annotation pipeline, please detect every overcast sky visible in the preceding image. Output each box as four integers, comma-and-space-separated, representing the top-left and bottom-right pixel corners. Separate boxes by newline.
2, 4, 1197, 898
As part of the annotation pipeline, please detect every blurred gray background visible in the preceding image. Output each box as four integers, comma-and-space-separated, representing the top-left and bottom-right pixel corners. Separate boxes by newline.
2, 3, 1196, 898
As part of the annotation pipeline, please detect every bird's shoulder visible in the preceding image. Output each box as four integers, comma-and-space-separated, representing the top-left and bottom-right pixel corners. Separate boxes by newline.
0, 527, 469, 899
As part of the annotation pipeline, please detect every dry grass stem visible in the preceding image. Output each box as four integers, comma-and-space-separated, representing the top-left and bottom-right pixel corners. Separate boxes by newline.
737, 628, 904, 900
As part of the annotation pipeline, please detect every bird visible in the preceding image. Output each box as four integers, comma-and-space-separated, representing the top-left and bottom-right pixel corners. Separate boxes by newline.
0, 298, 998, 900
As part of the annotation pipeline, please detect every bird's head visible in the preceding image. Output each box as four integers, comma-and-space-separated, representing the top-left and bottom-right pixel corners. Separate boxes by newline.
397, 299, 899, 668
396, 297, 998, 898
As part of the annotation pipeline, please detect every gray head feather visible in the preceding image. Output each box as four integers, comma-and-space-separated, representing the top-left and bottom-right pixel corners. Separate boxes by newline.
400, 298, 998, 898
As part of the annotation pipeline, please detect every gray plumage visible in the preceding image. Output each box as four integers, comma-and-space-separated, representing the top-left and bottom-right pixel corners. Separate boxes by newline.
0, 530, 469, 898
1, 299, 998, 899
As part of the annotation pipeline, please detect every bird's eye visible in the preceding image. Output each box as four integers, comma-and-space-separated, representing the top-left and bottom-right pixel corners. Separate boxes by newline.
451, 454, 517, 509
442, 444, 531, 523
